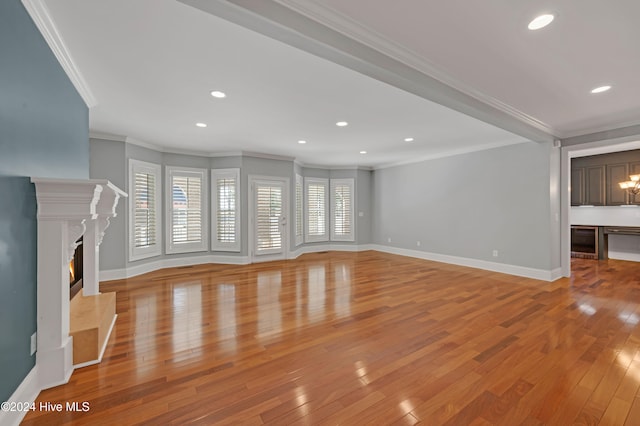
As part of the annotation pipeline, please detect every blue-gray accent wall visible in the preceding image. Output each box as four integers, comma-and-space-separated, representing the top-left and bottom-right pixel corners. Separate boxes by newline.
0, 0, 89, 402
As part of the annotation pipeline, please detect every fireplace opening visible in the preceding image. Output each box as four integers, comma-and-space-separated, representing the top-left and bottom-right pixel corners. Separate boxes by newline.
69, 236, 83, 299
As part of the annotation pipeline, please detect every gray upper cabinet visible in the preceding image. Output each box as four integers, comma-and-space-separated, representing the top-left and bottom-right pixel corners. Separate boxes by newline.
571, 150, 640, 206
606, 163, 629, 205
631, 161, 640, 205
585, 166, 605, 205
571, 168, 585, 206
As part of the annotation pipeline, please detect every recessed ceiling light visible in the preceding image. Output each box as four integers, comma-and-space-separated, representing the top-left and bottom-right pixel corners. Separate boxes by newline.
528, 14, 554, 30
591, 85, 611, 94
404, 137, 414, 142
360, 150, 367, 154
298, 140, 307, 144
196, 122, 207, 128
336, 121, 349, 127
210, 90, 226, 98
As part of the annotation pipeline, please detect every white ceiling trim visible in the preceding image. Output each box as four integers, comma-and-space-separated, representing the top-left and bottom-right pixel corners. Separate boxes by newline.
89, 131, 127, 143
301, 163, 373, 171
374, 139, 529, 170
272, 0, 556, 138
560, 116, 640, 140
22, 0, 97, 108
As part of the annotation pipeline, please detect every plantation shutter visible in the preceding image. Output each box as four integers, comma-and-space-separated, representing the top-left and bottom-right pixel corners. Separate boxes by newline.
331, 179, 355, 241
166, 167, 208, 254
129, 160, 162, 261
305, 178, 328, 242
212, 169, 240, 252
295, 174, 303, 246
256, 183, 283, 252
217, 177, 236, 243
171, 175, 202, 244
134, 171, 157, 248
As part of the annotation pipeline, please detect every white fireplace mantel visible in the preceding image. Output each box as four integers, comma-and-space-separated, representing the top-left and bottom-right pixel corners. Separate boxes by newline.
31, 178, 126, 390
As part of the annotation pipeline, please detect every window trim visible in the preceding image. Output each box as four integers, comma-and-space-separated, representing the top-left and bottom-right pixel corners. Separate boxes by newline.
211, 168, 241, 252
330, 178, 355, 242
304, 177, 329, 243
128, 159, 162, 262
295, 173, 303, 246
165, 166, 209, 254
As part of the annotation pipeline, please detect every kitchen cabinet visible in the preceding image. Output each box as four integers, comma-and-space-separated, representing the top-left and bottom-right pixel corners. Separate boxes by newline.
571, 150, 640, 206
585, 166, 605, 206
570, 168, 584, 206
631, 161, 640, 205
571, 165, 605, 206
606, 163, 629, 205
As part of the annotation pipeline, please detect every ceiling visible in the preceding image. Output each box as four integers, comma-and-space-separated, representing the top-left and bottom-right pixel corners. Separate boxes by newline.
39, 0, 640, 167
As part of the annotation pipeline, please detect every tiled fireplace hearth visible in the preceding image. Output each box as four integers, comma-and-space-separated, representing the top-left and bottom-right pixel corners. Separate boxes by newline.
31, 178, 126, 390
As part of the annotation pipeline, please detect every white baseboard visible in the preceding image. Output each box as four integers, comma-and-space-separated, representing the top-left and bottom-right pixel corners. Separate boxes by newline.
289, 243, 375, 259
100, 254, 251, 281
608, 251, 640, 262
370, 244, 560, 282
0, 366, 40, 426
549, 267, 564, 281
100, 243, 558, 282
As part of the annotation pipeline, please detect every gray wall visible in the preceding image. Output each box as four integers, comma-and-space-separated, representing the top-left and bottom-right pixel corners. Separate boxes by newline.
356, 169, 373, 245
90, 139, 126, 270
0, 0, 88, 402
372, 142, 554, 270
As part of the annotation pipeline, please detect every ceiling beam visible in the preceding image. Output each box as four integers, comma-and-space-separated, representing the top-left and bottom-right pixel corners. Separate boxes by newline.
179, 0, 556, 144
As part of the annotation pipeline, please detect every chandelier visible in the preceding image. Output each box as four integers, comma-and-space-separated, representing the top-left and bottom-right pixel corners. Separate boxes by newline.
619, 174, 640, 195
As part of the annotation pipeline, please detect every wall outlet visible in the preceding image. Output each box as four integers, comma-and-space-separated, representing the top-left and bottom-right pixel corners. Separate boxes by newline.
358, 211, 364, 217
417, 241, 421, 247
492, 250, 499, 257
30, 332, 37, 356
387, 237, 392, 243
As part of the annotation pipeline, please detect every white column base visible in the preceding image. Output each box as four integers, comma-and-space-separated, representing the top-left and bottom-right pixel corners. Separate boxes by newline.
36, 336, 74, 390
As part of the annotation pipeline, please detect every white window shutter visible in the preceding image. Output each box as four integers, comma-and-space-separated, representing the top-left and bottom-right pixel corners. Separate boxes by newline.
330, 179, 355, 241
166, 166, 208, 254
305, 178, 329, 242
129, 160, 162, 261
212, 169, 241, 252
295, 174, 303, 246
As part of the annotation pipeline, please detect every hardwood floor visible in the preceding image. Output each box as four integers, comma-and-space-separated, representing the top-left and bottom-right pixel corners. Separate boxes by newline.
22, 251, 640, 425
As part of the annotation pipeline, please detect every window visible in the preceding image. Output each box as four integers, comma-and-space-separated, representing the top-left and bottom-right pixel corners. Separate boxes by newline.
211, 168, 240, 252
129, 159, 162, 261
305, 177, 328, 242
330, 178, 355, 241
166, 166, 208, 254
295, 174, 303, 246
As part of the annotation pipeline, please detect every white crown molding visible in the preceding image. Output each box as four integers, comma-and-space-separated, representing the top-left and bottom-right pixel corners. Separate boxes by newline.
209, 151, 244, 158
90, 131, 127, 142
300, 163, 373, 171
560, 118, 640, 141
373, 139, 527, 170
239, 150, 296, 162
272, 0, 556, 138
22, 0, 97, 108
96, 129, 524, 171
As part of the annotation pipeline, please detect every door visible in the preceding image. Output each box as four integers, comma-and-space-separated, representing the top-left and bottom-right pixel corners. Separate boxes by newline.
250, 178, 288, 262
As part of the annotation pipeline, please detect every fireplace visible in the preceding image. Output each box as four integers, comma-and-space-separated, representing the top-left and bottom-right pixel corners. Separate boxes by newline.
31, 178, 126, 389
69, 237, 83, 299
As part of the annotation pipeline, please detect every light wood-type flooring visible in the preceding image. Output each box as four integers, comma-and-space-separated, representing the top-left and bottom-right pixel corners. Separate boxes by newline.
22, 251, 640, 425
